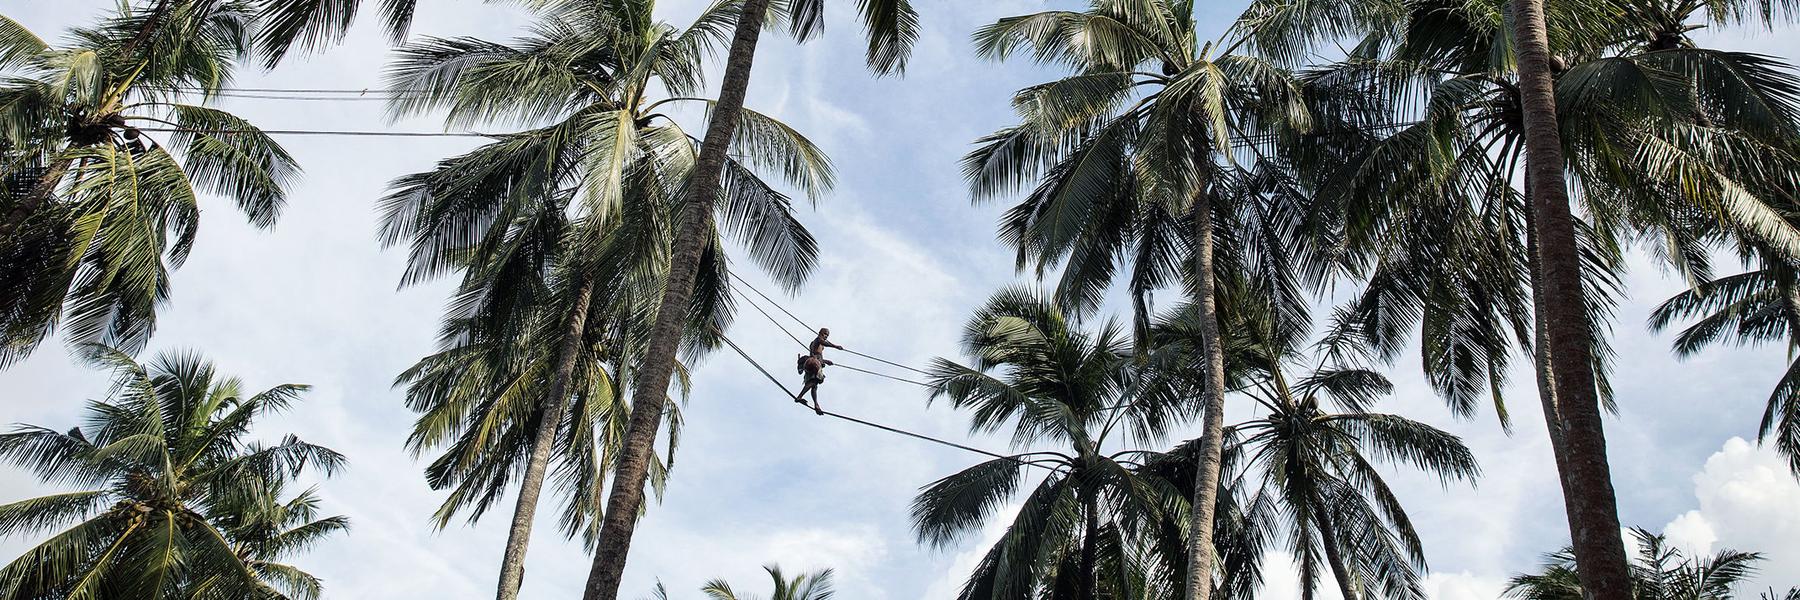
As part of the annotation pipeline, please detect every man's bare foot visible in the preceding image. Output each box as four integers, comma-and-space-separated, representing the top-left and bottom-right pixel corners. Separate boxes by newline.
795, 395, 807, 404
812, 403, 824, 416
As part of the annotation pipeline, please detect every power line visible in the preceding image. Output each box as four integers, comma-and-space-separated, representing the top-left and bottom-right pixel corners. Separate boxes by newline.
727, 282, 934, 388
837, 362, 933, 388
710, 326, 1061, 474
136, 127, 496, 139
145, 85, 432, 94
144, 86, 1427, 151
197, 92, 413, 102
728, 271, 816, 330
726, 271, 935, 377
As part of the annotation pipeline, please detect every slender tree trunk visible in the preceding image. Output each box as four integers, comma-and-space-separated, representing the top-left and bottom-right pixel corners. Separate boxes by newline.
1080, 485, 1099, 600
1311, 490, 1359, 600
495, 277, 597, 600
1524, 193, 1569, 464
1508, 1, 1634, 598
1183, 187, 1229, 600
579, 2, 772, 599
1, 157, 73, 241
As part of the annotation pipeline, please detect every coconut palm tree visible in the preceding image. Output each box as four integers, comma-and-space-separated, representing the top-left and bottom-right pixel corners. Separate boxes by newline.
1214, 300, 1479, 600
1517, 9, 1800, 600
0, 344, 346, 599
1292, 0, 1800, 594
914, 286, 1191, 599
381, 2, 829, 598
394, 274, 691, 600
1505, 527, 1768, 600
0, 4, 300, 367
962, 2, 1332, 596
585, 0, 918, 595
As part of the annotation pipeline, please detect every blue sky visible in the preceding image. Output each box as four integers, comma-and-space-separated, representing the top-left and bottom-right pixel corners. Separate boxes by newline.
3, 1, 1800, 598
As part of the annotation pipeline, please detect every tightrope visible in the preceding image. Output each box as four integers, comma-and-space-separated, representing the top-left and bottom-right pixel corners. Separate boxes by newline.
710, 327, 1061, 473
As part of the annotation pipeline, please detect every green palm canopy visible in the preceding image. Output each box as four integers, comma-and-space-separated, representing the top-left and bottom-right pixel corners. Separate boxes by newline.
915, 287, 1192, 599
0, 4, 300, 368
0, 345, 346, 600
1505, 527, 1772, 600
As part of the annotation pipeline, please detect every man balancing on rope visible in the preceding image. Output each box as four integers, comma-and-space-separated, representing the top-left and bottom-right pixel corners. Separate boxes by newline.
795, 352, 834, 415
794, 328, 845, 415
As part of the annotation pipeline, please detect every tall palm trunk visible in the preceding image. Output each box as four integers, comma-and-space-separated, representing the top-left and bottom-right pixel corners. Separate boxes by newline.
495, 277, 596, 600
1508, 0, 1633, 598
1183, 187, 1229, 600
1524, 192, 1569, 462
1310, 490, 1359, 600
1080, 484, 1100, 599
1, 157, 72, 241
579, 2, 773, 599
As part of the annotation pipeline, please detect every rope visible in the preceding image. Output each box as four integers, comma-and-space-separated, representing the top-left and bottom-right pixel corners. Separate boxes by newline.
729, 283, 933, 388
840, 348, 935, 377
137, 127, 496, 138
727, 272, 816, 330
837, 362, 933, 388
145, 85, 433, 94
189, 92, 407, 101
710, 327, 1060, 473
726, 273, 934, 377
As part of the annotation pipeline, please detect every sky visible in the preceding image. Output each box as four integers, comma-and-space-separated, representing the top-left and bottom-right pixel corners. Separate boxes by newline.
2, 0, 1799, 598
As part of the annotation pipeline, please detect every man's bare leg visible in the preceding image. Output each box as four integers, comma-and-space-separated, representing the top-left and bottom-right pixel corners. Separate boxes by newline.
795, 383, 815, 404
809, 388, 824, 416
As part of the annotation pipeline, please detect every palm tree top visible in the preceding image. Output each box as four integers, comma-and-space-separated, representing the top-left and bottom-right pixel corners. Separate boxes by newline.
0, 344, 346, 599
927, 286, 1184, 451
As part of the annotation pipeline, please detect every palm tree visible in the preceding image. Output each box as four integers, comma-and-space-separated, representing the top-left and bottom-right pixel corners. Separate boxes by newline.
394, 287, 690, 600
1210, 300, 1479, 600
0, 4, 300, 367
381, 2, 829, 598
1513, 3, 1800, 596
914, 287, 1189, 599
0, 344, 346, 599
585, 0, 917, 598
1495, 0, 1642, 581
962, 3, 1327, 597
1505, 527, 1768, 600
1294, 1, 1800, 595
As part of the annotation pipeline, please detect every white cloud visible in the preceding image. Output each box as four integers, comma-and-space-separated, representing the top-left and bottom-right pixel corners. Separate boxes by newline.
1658, 438, 1800, 593
1425, 571, 1509, 600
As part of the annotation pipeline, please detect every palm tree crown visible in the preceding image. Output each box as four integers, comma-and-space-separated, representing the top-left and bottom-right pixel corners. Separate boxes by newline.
1211, 301, 1479, 600
0, 4, 301, 367
915, 286, 1187, 599
0, 345, 346, 600
1506, 527, 1770, 600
